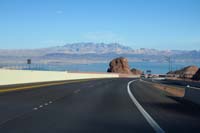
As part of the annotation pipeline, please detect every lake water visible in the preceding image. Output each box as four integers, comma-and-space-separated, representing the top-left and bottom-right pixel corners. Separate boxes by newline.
18, 61, 200, 74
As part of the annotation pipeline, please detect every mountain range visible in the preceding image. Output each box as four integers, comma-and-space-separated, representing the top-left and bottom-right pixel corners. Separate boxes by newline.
0, 42, 199, 65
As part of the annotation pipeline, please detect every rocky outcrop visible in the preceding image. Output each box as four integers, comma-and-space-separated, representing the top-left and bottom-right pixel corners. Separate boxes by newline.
192, 69, 200, 80
167, 65, 199, 79
107, 57, 132, 74
131, 68, 143, 75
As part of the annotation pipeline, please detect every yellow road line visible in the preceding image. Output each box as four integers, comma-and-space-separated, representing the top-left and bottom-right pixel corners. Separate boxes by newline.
0, 79, 92, 93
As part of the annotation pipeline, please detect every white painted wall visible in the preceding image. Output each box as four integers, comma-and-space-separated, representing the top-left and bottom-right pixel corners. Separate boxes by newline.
0, 69, 119, 85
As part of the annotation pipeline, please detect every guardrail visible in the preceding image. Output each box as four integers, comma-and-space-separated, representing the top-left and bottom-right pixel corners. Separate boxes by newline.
184, 85, 200, 105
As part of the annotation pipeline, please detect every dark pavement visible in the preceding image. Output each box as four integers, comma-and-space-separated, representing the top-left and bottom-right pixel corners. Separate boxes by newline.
0, 78, 199, 133
131, 80, 200, 133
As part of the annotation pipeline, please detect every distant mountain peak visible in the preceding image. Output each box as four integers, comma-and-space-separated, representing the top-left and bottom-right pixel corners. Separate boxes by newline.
0, 42, 200, 65
59, 42, 133, 54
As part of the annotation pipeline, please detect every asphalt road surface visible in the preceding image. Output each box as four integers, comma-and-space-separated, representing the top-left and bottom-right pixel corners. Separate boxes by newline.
0, 78, 200, 133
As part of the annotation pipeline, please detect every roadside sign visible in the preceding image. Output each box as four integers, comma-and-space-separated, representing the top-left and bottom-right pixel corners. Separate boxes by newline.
27, 59, 31, 64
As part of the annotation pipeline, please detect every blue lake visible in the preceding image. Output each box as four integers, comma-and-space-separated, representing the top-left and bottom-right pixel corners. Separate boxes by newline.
21, 62, 200, 74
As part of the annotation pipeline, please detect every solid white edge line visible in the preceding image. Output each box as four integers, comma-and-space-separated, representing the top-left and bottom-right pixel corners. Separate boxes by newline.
127, 80, 165, 133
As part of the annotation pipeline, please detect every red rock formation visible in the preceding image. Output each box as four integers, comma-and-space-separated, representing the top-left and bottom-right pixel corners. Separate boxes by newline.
107, 57, 132, 74
167, 65, 199, 79
192, 68, 200, 80
131, 68, 143, 75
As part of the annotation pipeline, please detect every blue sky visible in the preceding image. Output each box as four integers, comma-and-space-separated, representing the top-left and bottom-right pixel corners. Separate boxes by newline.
0, 0, 200, 50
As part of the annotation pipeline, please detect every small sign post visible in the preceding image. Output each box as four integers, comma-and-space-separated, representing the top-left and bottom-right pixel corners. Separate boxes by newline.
27, 59, 31, 70
146, 70, 152, 78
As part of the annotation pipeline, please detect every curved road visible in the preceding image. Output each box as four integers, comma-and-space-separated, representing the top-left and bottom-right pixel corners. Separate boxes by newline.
0, 78, 199, 133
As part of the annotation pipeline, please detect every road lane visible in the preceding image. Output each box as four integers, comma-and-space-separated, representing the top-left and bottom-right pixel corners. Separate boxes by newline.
0, 78, 153, 133
127, 80, 164, 133
0, 79, 112, 125
0, 78, 199, 133
130, 80, 200, 133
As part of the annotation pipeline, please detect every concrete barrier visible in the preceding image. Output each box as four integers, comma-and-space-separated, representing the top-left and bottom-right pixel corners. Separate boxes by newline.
118, 73, 141, 78
0, 69, 119, 86
184, 86, 200, 105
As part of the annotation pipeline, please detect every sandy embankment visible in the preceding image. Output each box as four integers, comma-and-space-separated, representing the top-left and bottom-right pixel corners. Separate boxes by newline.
142, 80, 185, 97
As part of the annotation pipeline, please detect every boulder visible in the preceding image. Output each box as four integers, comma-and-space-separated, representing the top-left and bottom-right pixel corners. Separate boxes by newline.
192, 68, 200, 80
131, 68, 143, 75
167, 65, 199, 79
107, 57, 132, 74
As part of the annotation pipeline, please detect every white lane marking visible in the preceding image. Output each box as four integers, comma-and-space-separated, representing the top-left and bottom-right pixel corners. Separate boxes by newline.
33, 107, 38, 110
74, 89, 80, 93
49, 101, 53, 104
187, 85, 200, 90
39, 105, 43, 108
127, 80, 165, 133
44, 103, 48, 106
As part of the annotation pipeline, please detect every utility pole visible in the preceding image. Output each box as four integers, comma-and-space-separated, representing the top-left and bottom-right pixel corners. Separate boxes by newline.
165, 56, 172, 72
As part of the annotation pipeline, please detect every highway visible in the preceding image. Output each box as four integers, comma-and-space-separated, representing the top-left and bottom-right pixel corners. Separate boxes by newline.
0, 78, 200, 133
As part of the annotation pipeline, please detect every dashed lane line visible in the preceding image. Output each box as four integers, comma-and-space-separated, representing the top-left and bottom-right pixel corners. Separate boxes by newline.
33, 108, 38, 110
